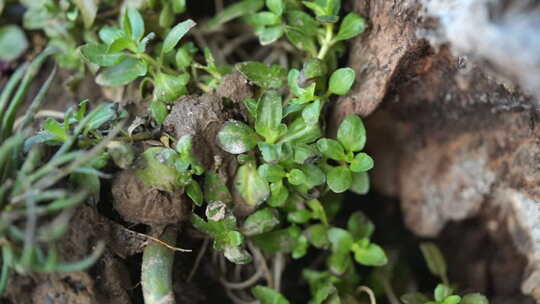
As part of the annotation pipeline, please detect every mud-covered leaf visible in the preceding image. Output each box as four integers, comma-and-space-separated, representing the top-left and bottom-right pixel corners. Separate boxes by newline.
96, 57, 147, 87
73, 0, 97, 28
252, 286, 290, 304
135, 147, 179, 191
80, 43, 126, 67
335, 13, 365, 41
0, 25, 28, 61
350, 152, 373, 172
420, 242, 448, 283
234, 161, 270, 206
162, 19, 196, 54
237, 61, 286, 89
352, 242, 387, 266
337, 114, 366, 152
350, 171, 369, 195
224, 246, 253, 264
153, 72, 189, 103
329, 67, 355, 96
241, 207, 280, 236
218, 120, 260, 154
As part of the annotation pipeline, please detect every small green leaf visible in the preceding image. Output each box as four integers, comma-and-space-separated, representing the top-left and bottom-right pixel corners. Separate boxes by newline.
224, 246, 253, 264
257, 25, 284, 45
350, 152, 373, 172
401, 293, 430, 304
205, 0, 264, 31
307, 199, 328, 224
0, 25, 28, 61
237, 61, 286, 89
287, 209, 312, 224
302, 164, 326, 188
125, 8, 145, 41
434, 284, 453, 302
255, 90, 283, 142
135, 147, 179, 192
242, 208, 280, 236
302, 99, 322, 126
279, 117, 321, 145
153, 72, 190, 103
43, 118, 68, 142
73, 0, 97, 28
235, 161, 270, 206
150, 101, 168, 124
461, 293, 489, 304
302, 1, 326, 16
172, 0, 186, 13
328, 228, 353, 254
159, 1, 174, 29
204, 171, 233, 203
337, 114, 366, 152
347, 212, 374, 240
175, 46, 193, 70
85, 103, 121, 132
96, 57, 147, 87
327, 166, 352, 193
99, 26, 124, 45
252, 286, 290, 304
306, 224, 329, 248
287, 168, 306, 185
80, 43, 126, 67
293, 144, 319, 164
288, 69, 316, 102
420, 242, 448, 284
328, 252, 351, 275
258, 164, 286, 182
317, 138, 346, 161
268, 180, 289, 207
217, 120, 260, 154
302, 59, 327, 80
352, 242, 387, 266
286, 10, 318, 36
443, 296, 462, 304
162, 19, 196, 54
350, 171, 369, 195
292, 234, 308, 259
329, 68, 355, 96
266, 0, 284, 15
186, 181, 203, 206
244, 12, 281, 26
335, 13, 366, 41
252, 226, 301, 253
285, 29, 318, 55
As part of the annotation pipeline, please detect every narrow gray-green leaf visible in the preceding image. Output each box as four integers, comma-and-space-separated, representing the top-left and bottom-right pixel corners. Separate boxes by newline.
162, 19, 196, 54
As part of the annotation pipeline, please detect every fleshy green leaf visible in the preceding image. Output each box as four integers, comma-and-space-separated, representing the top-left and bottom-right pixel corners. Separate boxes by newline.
434, 284, 453, 302
135, 147, 179, 191
287, 168, 306, 185
257, 25, 284, 45
172, 0, 187, 13
279, 117, 321, 145
328, 67, 355, 96
204, 171, 233, 203
327, 166, 352, 193
350, 152, 373, 172
287, 209, 312, 224
153, 72, 190, 103
302, 99, 322, 126
186, 181, 203, 206
335, 13, 366, 41
347, 212, 374, 240
205, 0, 264, 31
80, 43, 126, 67
352, 242, 387, 266
401, 293, 430, 304
99, 27, 124, 45
124, 8, 145, 41
337, 114, 366, 152
0, 25, 28, 61
237, 61, 286, 89
252, 286, 290, 304
96, 57, 147, 87
420, 242, 448, 284
73, 0, 97, 28
292, 234, 308, 259
234, 161, 270, 206
268, 180, 289, 207
306, 224, 329, 248
293, 144, 319, 164
224, 246, 253, 264
244, 12, 281, 26
162, 19, 196, 54
266, 0, 284, 15
286, 10, 318, 36
327, 252, 351, 275
258, 164, 286, 183
328, 228, 353, 254
255, 90, 283, 142
217, 120, 260, 154
150, 101, 168, 124
461, 293, 489, 304
443, 296, 462, 304
241, 208, 280, 236
316, 138, 346, 161
252, 226, 301, 253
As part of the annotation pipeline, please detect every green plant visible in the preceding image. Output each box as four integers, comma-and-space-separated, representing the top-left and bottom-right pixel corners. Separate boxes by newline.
0, 49, 118, 293
401, 243, 490, 304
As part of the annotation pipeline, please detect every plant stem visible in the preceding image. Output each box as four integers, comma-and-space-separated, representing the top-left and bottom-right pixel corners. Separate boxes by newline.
142, 226, 177, 304
317, 24, 335, 60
